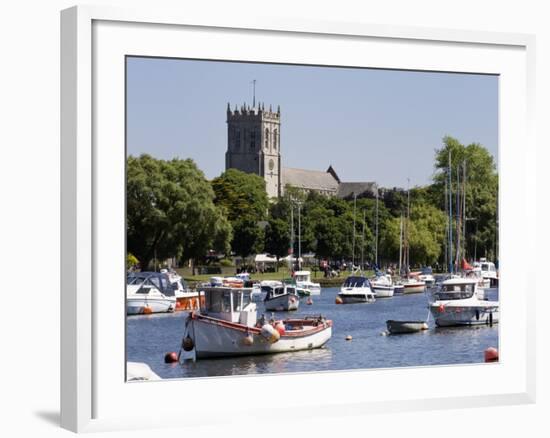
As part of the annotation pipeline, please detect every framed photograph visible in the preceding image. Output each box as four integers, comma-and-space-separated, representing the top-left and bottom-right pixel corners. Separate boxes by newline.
61, 5, 536, 433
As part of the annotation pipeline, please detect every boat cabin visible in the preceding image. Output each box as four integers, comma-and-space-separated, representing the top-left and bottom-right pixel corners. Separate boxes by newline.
127, 272, 177, 296
199, 287, 257, 327
265, 285, 296, 300
293, 271, 311, 283
434, 280, 477, 300
342, 276, 370, 288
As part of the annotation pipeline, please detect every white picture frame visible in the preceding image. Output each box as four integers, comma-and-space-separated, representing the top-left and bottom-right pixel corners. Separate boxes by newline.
61, 5, 536, 433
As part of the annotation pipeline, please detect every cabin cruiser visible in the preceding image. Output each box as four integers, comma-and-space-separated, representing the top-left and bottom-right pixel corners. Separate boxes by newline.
370, 273, 395, 298
264, 283, 300, 311
127, 271, 176, 315
417, 267, 435, 287
472, 258, 498, 288
251, 280, 280, 301
401, 276, 426, 294
179, 286, 332, 360
337, 276, 376, 304
160, 268, 200, 310
429, 277, 499, 327
293, 270, 322, 295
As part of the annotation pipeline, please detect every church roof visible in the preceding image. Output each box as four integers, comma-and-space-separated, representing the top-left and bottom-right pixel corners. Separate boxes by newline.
337, 182, 377, 199
282, 167, 339, 192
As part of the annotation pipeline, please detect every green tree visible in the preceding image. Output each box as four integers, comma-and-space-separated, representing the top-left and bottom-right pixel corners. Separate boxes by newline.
264, 218, 291, 270
432, 136, 498, 261
127, 155, 232, 270
211, 169, 269, 222
232, 217, 265, 259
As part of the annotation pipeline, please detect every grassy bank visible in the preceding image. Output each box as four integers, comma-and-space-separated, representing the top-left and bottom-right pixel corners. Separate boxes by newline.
175, 267, 375, 288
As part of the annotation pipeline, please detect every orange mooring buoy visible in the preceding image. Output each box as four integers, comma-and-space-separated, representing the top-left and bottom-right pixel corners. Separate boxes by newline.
335, 296, 343, 305
142, 306, 153, 314
484, 347, 499, 362
164, 352, 178, 363
306, 297, 313, 305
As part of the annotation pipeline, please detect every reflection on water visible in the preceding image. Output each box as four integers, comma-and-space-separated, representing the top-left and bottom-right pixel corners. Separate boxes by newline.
127, 287, 499, 379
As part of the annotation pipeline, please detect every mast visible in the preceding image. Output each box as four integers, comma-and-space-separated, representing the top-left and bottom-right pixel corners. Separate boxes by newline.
361, 209, 366, 270
462, 160, 467, 263
455, 163, 461, 272
399, 213, 403, 275
289, 202, 294, 273
375, 185, 379, 268
448, 150, 453, 274
405, 178, 410, 277
444, 175, 448, 272
352, 193, 357, 270
297, 202, 301, 271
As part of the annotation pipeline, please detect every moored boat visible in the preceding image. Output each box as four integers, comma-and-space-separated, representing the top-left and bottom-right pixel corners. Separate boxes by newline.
126, 271, 176, 315
293, 270, 322, 295
402, 277, 426, 294
337, 276, 376, 304
179, 286, 332, 359
429, 277, 499, 327
264, 283, 300, 311
370, 273, 395, 298
386, 320, 429, 334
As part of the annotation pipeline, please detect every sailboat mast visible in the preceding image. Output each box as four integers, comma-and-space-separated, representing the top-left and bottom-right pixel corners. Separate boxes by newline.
297, 202, 301, 271
289, 202, 294, 273
361, 209, 366, 270
375, 185, 379, 268
406, 178, 410, 275
462, 160, 467, 262
448, 150, 453, 274
352, 193, 357, 269
399, 214, 403, 275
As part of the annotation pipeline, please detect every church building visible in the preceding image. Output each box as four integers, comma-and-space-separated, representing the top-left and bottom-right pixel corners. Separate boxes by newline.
225, 102, 376, 200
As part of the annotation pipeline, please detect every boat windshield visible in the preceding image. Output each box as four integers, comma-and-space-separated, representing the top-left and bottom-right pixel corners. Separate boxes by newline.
127, 273, 172, 295
295, 275, 309, 282
435, 283, 475, 300
481, 263, 496, 272
343, 276, 369, 288
204, 289, 232, 313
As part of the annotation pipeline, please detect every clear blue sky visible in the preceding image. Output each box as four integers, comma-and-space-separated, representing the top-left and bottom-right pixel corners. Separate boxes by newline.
126, 57, 498, 188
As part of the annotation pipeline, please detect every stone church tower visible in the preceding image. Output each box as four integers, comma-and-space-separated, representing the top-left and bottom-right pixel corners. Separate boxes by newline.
225, 102, 281, 198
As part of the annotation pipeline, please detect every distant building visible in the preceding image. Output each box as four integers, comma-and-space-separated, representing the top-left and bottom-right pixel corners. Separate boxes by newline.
225, 102, 376, 199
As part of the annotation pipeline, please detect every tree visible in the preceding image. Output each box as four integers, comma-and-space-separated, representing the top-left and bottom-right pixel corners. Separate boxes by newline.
264, 218, 291, 270
432, 136, 498, 261
211, 169, 269, 222
127, 155, 232, 270
232, 217, 265, 259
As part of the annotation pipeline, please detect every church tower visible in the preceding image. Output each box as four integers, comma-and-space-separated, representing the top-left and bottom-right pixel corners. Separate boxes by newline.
225, 102, 281, 198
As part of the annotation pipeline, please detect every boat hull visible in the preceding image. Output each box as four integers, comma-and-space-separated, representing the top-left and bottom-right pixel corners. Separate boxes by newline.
430, 304, 499, 327
386, 320, 428, 334
127, 297, 175, 315
188, 316, 332, 358
372, 285, 394, 298
403, 284, 426, 294
337, 293, 375, 304
264, 294, 300, 311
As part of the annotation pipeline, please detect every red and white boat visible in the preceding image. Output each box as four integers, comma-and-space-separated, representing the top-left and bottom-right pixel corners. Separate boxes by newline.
179, 286, 332, 360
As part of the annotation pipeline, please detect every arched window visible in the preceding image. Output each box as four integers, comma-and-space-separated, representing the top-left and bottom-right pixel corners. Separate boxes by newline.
235, 128, 241, 149
273, 129, 278, 150
250, 130, 256, 150
265, 128, 269, 150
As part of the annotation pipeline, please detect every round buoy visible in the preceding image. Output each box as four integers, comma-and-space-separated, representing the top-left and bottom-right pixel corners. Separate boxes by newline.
261, 324, 280, 343
335, 296, 343, 305
437, 304, 445, 313
142, 306, 153, 314
164, 352, 178, 363
345, 335, 352, 341
306, 298, 313, 305
275, 322, 286, 336
484, 347, 498, 362
175, 301, 182, 309
182, 336, 194, 352
242, 334, 254, 346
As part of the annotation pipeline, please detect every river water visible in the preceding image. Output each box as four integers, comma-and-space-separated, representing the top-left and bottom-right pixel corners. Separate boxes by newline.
126, 287, 499, 379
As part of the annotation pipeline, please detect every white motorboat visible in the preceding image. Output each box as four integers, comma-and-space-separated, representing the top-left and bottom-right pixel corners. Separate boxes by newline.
402, 277, 426, 294
160, 268, 201, 311
293, 270, 322, 295
472, 258, 498, 288
251, 280, 282, 302
179, 286, 332, 360
264, 283, 300, 311
429, 277, 499, 327
337, 276, 376, 304
370, 274, 395, 298
417, 267, 435, 287
126, 272, 176, 315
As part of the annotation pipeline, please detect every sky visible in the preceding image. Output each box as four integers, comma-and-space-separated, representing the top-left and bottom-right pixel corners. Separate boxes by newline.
126, 57, 498, 188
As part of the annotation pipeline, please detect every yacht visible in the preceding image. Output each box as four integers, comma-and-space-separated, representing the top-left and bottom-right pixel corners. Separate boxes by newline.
472, 258, 498, 288
337, 276, 376, 304
370, 273, 395, 298
264, 283, 300, 311
293, 270, 322, 295
429, 277, 499, 327
126, 271, 176, 315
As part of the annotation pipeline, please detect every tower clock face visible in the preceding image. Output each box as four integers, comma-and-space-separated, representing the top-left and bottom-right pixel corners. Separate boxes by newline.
268, 159, 274, 171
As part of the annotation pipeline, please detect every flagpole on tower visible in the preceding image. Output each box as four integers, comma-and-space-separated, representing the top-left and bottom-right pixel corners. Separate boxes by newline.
251, 79, 256, 107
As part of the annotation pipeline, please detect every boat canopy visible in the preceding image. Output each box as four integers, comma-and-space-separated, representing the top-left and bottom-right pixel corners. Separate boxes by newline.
127, 272, 175, 296
343, 276, 370, 288
200, 287, 253, 313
